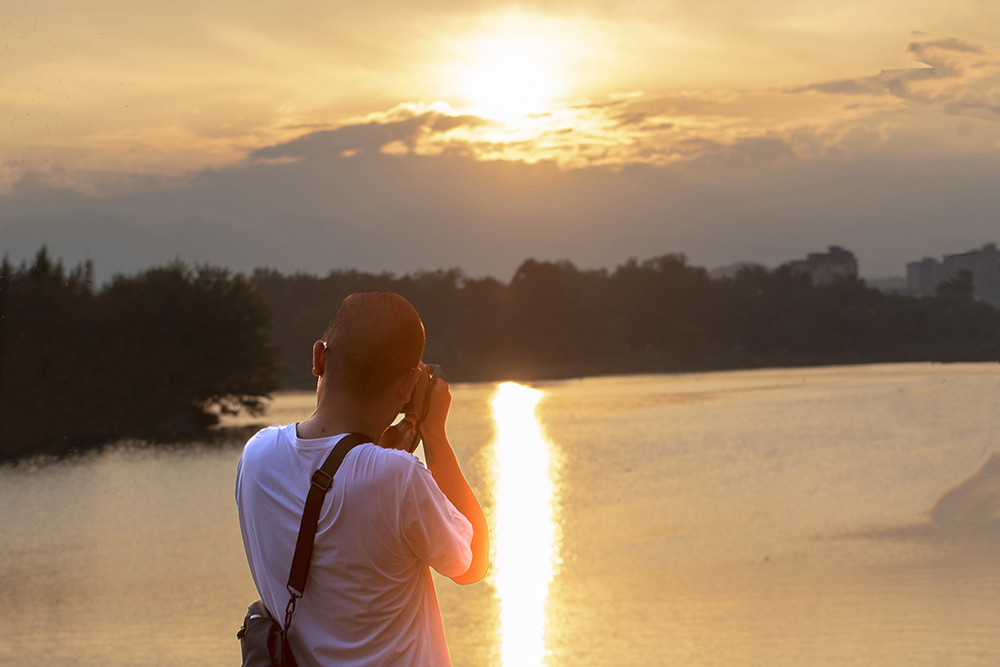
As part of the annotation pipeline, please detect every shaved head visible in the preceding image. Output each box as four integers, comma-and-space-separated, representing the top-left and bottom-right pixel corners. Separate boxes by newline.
323, 291, 425, 399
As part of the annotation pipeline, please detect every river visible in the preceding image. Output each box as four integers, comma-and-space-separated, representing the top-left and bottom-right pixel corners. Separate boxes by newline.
2, 363, 999, 666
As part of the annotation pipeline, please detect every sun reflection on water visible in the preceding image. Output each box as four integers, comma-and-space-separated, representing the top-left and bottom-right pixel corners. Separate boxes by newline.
489, 381, 560, 667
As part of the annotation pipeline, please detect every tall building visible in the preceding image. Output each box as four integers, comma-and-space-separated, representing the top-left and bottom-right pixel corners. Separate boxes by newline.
787, 246, 858, 286
906, 243, 1000, 308
906, 257, 943, 297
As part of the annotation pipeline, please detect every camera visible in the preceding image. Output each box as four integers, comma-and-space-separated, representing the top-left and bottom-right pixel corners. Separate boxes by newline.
401, 364, 446, 416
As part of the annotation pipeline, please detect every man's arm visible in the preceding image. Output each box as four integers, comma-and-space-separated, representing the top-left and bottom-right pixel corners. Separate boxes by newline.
420, 378, 490, 585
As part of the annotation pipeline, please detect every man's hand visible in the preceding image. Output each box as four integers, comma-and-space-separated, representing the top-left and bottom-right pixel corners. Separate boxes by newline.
378, 364, 451, 452
385, 363, 489, 583
417, 372, 489, 585
419, 365, 452, 439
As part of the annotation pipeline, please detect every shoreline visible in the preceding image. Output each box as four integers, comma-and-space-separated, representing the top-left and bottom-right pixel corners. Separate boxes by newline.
5, 359, 999, 465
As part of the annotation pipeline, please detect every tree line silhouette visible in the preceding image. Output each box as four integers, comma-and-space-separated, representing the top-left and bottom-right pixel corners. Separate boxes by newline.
253, 256, 1000, 390
0, 248, 277, 460
3, 248, 999, 460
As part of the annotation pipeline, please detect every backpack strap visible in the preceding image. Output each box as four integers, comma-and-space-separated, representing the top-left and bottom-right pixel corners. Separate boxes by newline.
286, 432, 371, 598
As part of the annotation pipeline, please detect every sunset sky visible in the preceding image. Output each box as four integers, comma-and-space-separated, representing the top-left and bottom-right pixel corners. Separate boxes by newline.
3, 0, 1000, 281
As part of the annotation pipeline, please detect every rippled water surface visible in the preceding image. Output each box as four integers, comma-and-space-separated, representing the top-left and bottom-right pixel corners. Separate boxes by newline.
2, 363, 999, 666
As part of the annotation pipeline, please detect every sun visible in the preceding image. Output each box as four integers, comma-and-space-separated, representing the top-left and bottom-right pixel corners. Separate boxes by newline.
457, 33, 563, 121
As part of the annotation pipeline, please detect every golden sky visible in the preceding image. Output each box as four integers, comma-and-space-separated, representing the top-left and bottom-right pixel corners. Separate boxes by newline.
2, 1, 1000, 279
4, 0, 1000, 185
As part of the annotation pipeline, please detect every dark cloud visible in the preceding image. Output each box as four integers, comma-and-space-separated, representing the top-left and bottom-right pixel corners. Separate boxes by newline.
879, 35, 1000, 122
250, 117, 424, 160
279, 122, 339, 131
6, 137, 1000, 285
428, 114, 496, 133
663, 136, 794, 167
788, 35, 1000, 127
881, 66, 948, 100
907, 35, 985, 57
250, 110, 492, 161
569, 99, 631, 110
789, 76, 887, 96
724, 137, 795, 166
614, 112, 650, 125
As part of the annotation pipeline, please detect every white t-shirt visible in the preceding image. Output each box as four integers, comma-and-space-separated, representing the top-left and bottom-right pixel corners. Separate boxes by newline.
236, 424, 474, 667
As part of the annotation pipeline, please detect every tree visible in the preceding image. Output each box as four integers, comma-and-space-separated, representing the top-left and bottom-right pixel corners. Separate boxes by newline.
97, 263, 279, 435
936, 269, 975, 301
0, 252, 278, 460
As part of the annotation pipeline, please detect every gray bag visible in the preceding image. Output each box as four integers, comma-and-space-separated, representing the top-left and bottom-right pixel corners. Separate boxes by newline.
237, 599, 297, 667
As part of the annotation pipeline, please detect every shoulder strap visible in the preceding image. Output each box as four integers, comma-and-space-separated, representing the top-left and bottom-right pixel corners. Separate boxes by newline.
286, 432, 370, 597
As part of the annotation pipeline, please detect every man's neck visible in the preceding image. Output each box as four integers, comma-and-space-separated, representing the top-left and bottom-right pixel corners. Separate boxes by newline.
296, 388, 392, 444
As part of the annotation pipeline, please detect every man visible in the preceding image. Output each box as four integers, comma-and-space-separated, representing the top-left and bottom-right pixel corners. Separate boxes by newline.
236, 291, 489, 666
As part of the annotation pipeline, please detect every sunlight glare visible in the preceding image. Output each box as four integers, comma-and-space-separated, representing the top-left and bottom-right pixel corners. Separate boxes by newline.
459, 33, 562, 121
489, 381, 560, 667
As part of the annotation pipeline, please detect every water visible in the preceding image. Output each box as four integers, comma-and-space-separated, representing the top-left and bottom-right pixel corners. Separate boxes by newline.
2, 363, 999, 666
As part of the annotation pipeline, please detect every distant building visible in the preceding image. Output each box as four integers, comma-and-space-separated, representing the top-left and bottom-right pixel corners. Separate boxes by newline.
787, 246, 858, 286
906, 257, 943, 297
906, 243, 1000, 308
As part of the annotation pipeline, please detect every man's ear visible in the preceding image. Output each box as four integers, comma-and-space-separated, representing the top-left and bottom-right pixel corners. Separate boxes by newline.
312, 341, 327, 378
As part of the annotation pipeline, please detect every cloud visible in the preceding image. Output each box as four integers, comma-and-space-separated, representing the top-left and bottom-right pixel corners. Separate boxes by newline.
263, 34, 1000, 174
790, 34, 1000, 126
6, 34, 1000, 285
880, 35, 1000, 122
789, 76, 887, 96
249, 104, 495, 162
7, 122, 1000, 287
6, 32, 998, 197
256, 90, 854, 173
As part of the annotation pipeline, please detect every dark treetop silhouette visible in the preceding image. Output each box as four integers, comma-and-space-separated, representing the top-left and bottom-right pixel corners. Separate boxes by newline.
4, 248, 999, 460
252, 255, 1000, 390
0, 248, 277, 460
